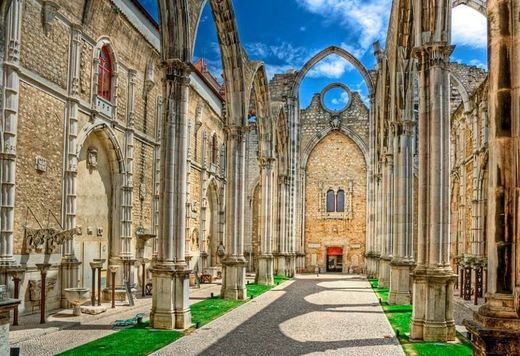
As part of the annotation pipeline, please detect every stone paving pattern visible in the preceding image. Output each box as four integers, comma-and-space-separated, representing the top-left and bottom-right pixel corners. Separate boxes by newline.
9, 283, 221, 356
154, 275, 405, 356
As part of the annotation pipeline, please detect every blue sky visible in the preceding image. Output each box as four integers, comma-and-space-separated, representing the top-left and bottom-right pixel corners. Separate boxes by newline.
138, 0, 487, 109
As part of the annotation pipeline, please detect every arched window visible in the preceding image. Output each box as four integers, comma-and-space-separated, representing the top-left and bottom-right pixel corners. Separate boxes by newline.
326, 190, 335, 213
211, 134, 218, 164
336, 190, 345, 212
98, 46, 112, 100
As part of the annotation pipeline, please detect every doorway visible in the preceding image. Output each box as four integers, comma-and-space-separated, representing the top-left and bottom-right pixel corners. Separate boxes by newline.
326, 246, 343, 272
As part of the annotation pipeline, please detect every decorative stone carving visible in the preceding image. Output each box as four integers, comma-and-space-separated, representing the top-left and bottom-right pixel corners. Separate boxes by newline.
330, 115, 341, 130
97, 227, 103, 237
25, 226, 81, 254
139, 183, 146, 201
35, 156, 48, 172
87, 147, 98, 169
28, 278, 56, 302
42, 1, 59, 34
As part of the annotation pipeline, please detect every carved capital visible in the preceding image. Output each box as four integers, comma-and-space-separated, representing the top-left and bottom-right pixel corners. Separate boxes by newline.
162, 59, 191, 86
413, 43, 454, 70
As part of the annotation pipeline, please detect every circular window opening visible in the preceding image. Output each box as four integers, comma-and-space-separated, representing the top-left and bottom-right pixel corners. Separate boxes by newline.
321, 84, 351, 113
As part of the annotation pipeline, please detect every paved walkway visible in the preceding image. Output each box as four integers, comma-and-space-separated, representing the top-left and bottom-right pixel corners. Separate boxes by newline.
154, 274, 404, 356
10, 283, 223, 356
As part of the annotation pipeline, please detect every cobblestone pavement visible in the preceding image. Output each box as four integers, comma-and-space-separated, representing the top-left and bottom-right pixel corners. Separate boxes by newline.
10, 282, 223, 356
153, 274, 405, 356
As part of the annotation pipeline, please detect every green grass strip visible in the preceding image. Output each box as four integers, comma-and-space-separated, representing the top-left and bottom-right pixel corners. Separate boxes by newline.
368, 279, 473, 356
59, 275, 292, 356
57, 322, 183, 356
191, 297, 244, 327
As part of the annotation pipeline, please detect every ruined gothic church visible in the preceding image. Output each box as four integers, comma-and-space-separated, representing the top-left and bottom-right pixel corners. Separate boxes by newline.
0, 0, 518, 354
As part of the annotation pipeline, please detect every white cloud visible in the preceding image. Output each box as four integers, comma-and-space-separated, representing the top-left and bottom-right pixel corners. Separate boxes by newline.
452, 6, 487, 49
307, 54, 354, 79
297, 0, 391, 56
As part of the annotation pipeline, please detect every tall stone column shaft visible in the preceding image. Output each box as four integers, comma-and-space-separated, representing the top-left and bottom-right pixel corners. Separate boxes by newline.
410, 26, 457, 341
276, 177, 288, 275
121, 69, 137, 260
256, 157, 274, 285
0, 0, 21, 266
60, 24, 82, 306
378, 152, 393, 288
389, 121, 414, 304
150, 60, 191, 330
221, 125, 247, 300
465, 1, 520, 353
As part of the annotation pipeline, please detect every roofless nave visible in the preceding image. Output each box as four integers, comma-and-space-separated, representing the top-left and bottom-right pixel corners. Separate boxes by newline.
0, 0, 518, 355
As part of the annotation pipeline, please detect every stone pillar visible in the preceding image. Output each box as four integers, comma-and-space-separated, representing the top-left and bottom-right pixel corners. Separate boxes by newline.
0, 297, 20, 356
276, 176, 288, 276
410, 0, 457, 341
150, 60, 191, 330
61, 24, 82, 306
0, 0, 22, 267
378, 152, 393, 288
389, 120, 415, 305
285, 96, 298, 277
464, 0, 520, 353
256, 157, 275, 285
152, 97, 163, 261
221, 125, 247, 300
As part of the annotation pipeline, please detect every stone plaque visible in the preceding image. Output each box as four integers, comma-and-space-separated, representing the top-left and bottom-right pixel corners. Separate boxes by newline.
308, 243, 321, 249
351, 243, 361, 249
35, 156, 48, 172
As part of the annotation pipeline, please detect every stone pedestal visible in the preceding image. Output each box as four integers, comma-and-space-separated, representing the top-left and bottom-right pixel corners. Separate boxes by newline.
378, 257, 391, 288
365, 252, 380, 278
0, 298, 20, 356
411, 268, 457, 342
60, 258, 81, 308
256, 255, 274, 285
465, 312, 520, 356
150, 264, 191, 330
221, 258, 246, 300
275, 254, 287, 276
388, 261, 412, 304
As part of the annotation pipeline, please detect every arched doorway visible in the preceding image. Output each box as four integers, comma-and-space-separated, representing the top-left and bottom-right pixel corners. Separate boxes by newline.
74, 129, 121, 291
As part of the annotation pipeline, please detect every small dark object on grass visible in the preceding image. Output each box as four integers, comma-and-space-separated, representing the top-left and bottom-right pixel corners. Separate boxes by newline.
277, 282, 279, 285
251, 294, 254, 299
396, 329, 400, 338
379, 298, 382, 304
196, 321, 201, 329
211, 292, 214, 298
247, 281, 250, 284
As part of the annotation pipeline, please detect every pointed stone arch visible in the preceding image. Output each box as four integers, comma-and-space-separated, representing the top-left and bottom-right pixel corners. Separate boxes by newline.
451, 72, 473, 113
301, 127, 369, 170
76, 122, 126, 174
292, 46, 375, 98
247, 62, 273, 157
452, 0, 487, 16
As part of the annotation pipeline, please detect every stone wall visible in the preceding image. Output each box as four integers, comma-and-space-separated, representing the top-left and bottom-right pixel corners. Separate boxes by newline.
299, 87, 369, 273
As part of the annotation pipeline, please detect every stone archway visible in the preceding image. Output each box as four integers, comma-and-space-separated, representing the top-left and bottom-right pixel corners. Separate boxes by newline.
74, 128, 122, 292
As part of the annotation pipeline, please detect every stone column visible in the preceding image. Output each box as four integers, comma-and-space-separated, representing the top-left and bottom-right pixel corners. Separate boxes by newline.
276, 176, 288, 275
256, 157, 275, 285
0, 0, 21, 267
366, 96, 378, 277
152, 97, 163, 260
410, 0, 457, 341
378, 152, 393, 288
464, 0, 520, 353
389, 120, 415, 304
150, 60, 191, 330
221, 125, 247, 299
285, 96, 298, 277
61, 24, 82, 306
374, 173, 383, 276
